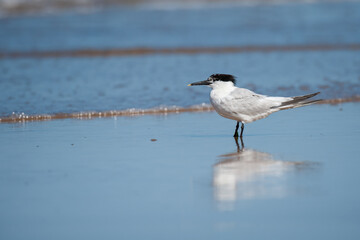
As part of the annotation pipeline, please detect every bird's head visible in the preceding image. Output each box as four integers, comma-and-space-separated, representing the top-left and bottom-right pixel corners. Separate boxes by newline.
188, 74, 236, 88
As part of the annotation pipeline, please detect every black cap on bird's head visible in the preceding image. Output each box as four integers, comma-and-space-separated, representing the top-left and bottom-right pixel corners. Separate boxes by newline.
188, 74, 236, 86
209, 74, 236, 84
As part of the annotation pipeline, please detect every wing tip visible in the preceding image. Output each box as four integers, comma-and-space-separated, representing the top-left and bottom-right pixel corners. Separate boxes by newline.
271, 91, 321, 109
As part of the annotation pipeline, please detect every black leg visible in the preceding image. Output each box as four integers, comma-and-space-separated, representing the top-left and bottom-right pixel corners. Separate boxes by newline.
233, 121, 240, 138
240, 122, 244, 138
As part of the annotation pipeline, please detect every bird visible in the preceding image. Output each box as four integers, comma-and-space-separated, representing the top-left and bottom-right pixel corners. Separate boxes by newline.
188, 74, 321, 139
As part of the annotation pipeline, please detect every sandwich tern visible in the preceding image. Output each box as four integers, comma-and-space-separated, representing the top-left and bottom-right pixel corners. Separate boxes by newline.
188, 74, 321, 138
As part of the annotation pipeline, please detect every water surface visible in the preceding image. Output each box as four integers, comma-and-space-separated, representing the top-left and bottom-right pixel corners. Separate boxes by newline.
0, 103, 359, 239
1, 50, 359, 117
1, 1, 359, 118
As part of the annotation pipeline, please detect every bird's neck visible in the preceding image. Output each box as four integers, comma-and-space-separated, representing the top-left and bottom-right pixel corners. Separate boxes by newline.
210, 82, 236, 95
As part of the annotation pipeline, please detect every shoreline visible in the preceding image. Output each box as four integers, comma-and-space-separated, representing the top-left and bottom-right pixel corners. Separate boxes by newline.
1, 96, 359, 123
1, 44, 360, 59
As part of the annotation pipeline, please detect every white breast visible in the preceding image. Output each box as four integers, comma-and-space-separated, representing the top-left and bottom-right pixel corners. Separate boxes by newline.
209, 82, 249, 122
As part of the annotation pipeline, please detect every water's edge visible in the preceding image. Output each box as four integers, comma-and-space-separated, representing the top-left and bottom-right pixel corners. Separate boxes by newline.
1, 44, 360, 58
1, 97, 358, 123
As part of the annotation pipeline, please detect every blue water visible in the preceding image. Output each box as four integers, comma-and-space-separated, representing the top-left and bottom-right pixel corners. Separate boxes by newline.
1, 51, 359, 116
0, 103, 359, 239
1, 2, 360, 117
1, 2, 360, 51
1, 2, 360, 239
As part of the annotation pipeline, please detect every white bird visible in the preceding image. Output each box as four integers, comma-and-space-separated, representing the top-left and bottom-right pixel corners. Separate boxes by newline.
188, 74, 321, 138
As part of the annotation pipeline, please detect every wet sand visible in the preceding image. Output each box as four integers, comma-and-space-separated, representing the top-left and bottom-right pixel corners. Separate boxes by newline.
1, 43, 360, 58
1, 102, 360, 239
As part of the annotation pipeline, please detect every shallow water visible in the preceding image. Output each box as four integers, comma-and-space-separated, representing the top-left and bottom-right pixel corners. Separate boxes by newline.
1, 1, 360, 238
1, 1, 360, 118
1, 50, 359, 117
0, 103, 359, 239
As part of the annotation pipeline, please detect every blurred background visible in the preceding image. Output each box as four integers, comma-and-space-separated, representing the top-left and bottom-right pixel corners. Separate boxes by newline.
1, 1, 360, 239
0, 0, 359, 118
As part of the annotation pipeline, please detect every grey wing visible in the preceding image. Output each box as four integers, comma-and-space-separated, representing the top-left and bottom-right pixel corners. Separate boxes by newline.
226, 88, 284, 122
229, 88, 273, 111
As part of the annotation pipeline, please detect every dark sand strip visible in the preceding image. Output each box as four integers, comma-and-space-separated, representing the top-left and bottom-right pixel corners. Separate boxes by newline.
1, 44, 360, 59
1, 97, 359, 123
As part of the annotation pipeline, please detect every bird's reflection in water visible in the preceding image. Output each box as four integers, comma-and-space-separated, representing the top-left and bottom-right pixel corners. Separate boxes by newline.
213, 138, 314, 205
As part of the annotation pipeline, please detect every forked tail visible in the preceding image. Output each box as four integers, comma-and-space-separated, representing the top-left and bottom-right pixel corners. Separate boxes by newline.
271, 92, 322, 110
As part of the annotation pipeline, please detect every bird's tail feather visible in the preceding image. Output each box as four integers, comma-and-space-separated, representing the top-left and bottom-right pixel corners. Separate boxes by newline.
271, 92, 321, 110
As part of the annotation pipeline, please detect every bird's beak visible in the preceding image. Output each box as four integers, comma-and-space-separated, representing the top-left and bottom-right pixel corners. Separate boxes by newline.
187, 80, 211, 86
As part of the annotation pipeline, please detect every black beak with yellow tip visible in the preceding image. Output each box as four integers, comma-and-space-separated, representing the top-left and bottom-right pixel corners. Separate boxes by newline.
187, 80, 211, 86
